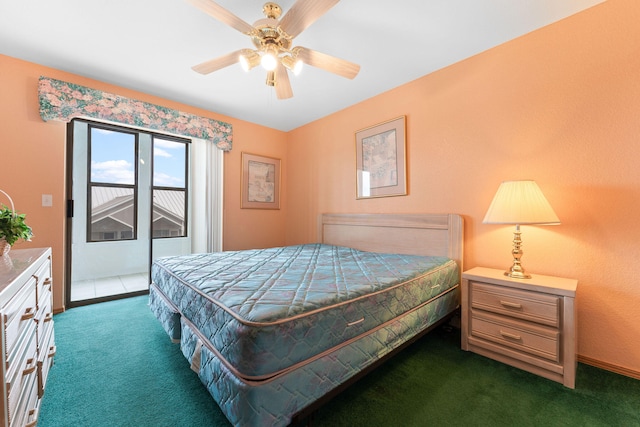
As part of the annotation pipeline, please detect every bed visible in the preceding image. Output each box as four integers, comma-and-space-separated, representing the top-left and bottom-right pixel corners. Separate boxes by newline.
149, 213, 463, 426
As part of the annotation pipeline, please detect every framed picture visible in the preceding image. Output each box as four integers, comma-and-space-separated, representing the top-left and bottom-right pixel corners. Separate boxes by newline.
355, 116, 407, 199
241, 152, 281, 209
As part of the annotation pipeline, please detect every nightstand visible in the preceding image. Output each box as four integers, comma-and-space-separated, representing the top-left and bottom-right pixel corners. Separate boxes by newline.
461, 267, 578, 388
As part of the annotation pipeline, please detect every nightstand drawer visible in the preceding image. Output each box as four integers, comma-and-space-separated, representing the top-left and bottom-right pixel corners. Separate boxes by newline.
470, 281, 560, 327
471, 311, 560, 362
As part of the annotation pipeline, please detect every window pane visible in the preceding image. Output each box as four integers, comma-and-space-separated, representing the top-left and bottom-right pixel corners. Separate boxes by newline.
154, 138, 186, 188
90, 128, 136, 185
152, 189, 185, 238
90, 186, 134, 241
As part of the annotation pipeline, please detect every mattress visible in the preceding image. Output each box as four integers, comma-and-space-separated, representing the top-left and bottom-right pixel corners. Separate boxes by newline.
149, 283, 181, 343
180, 283, 459, 427
151, 243, 459, 379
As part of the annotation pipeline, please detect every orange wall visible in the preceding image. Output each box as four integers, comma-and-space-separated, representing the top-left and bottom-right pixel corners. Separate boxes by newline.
0, 54, 288, 310
286, 0, 640, 373
2, 0, 639, 375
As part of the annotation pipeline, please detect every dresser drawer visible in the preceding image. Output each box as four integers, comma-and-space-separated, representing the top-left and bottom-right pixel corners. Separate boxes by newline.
37, 325, 55, 398
36, 281, 52, 314
470, 281, 560, 327
6, 322, 37, 425
33, 257, 52, 311
35, 294, 53, 352
3, 281, 37, 359
9, 366, 39, 427
471, 310, 560, 362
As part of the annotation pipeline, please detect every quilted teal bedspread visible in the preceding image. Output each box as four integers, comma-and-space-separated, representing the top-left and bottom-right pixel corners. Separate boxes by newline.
151, 243, 459, 379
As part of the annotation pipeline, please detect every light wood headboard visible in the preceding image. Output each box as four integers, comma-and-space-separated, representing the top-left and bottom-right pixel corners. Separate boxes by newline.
321, 213, 464, 271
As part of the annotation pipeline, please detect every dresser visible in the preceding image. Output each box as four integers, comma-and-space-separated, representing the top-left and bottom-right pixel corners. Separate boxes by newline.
0, 248, 55, 427
461, 267, 577, 388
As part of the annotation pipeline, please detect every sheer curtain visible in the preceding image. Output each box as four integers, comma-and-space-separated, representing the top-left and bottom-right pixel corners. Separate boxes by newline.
190, 138, 224, 253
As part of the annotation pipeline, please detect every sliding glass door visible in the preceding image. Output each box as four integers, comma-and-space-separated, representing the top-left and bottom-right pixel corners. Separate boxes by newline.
67, 120, 190, 307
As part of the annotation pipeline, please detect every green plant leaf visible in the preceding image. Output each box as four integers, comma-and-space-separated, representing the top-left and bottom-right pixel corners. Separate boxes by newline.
0, 204, 34, 246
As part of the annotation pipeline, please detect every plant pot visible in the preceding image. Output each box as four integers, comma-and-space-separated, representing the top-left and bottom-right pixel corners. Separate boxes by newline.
0, 238, 10, 257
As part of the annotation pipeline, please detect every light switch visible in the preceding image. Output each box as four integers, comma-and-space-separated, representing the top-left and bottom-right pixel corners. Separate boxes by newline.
42, 194, 53, 207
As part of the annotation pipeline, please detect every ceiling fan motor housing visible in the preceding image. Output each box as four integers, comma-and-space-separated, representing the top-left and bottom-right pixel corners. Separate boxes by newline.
251, 18, 292, 52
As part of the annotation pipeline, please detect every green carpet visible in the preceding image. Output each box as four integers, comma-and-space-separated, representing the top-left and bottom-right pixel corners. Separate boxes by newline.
39, 296, 227, 427
39, 296, 640, 427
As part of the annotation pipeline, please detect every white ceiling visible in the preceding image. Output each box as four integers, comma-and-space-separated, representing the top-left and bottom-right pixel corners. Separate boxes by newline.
0, 0, 603, 131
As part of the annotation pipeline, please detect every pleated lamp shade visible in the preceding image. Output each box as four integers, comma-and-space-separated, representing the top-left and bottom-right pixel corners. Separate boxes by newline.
483, 180, 560, 225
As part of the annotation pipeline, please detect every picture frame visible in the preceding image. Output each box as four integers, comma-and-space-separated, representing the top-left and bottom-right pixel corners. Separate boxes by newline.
241, 152, 281, 209
355, 116, 407, 199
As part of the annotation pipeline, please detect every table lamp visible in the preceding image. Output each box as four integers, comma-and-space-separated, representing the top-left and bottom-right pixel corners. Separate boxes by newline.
483, 180, 560, 279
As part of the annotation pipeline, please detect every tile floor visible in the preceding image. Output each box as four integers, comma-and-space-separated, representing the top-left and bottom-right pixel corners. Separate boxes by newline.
71, 272, 149, 301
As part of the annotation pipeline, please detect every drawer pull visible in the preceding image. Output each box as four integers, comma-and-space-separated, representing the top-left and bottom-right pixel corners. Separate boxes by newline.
25, 407, 39, 427
48, 345, 57, 358
44, 312, 54, 322
23, 358, 37, 376
430, 282, 441, 289
500, 330, 522, 341
21, 307, 35, 321
500, 300, 522, 309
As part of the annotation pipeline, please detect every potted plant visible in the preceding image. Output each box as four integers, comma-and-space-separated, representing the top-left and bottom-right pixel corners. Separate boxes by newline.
0, 191, 33, 256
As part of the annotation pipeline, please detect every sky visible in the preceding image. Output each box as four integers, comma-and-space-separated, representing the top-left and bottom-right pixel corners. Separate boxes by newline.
90, 128, 186, 188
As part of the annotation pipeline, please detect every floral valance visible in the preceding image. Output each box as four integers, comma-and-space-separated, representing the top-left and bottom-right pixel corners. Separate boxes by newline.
38, 76, 232, 151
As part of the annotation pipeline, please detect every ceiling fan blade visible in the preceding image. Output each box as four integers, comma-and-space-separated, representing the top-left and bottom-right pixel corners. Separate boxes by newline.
185, 0, 255, 35
278, 0, 340, 39
275, 62, 293, 99
192, 50, 244, 74
295, 47, 360, 79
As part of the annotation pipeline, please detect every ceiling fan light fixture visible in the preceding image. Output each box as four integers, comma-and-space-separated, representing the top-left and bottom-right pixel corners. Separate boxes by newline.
260, 48, 278, 71
281, 55, 303, 75
239, 50, 260, 72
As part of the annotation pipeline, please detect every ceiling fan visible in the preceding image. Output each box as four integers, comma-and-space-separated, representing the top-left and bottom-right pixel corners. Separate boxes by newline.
187, 0, 360, 99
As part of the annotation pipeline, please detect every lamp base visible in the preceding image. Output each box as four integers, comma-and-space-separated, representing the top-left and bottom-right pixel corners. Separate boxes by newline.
504, 269, 531, 279
505, 224, 531, 279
